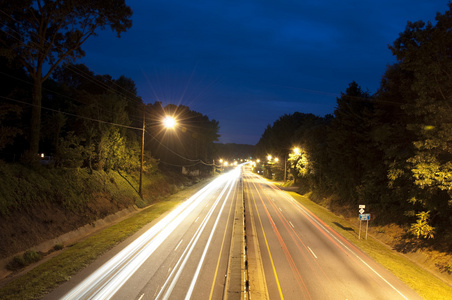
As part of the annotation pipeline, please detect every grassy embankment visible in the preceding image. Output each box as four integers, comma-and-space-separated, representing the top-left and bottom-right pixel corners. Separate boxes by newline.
0, 177, 210, 300
0, 159, 197, 259
288, 191, 452, 300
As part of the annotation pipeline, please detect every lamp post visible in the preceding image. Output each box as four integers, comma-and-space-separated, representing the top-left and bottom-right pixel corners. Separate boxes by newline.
139, 109, 146, 198
139, 114, 177, 198
284, 147, 301, 182
284, 153, 287, 182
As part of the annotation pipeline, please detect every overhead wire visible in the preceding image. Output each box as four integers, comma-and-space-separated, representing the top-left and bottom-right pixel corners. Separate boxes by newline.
1, 7, 235, 168
0, 7, 145, 123
0, 95, 142, 130
0, 93, 220, 167
0, 11, 144, 124
144, 131, 221, 167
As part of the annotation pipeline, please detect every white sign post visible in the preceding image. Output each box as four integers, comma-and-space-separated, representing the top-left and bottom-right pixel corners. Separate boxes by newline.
358, 205, 370, 240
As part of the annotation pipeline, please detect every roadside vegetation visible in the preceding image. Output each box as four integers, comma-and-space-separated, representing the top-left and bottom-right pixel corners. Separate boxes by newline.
0, 159, 195, 260
288, 191, 452, 300
0, 179, 209, 300
254, 4, 452, 284
0, 0, 221, 272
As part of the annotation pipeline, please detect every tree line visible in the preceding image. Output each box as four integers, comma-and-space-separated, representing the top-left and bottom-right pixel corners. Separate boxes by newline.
255, 4, 452, 241
0, 1, 219, 175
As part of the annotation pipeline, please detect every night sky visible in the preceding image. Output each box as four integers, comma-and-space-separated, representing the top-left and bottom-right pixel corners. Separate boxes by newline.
78, 0, 448, 145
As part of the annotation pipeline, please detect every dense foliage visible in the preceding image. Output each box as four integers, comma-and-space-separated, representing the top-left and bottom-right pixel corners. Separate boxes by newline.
0, 0, 133, 160
255, 5, 452, 241
0, 0, 220, 175
0, 61, 220, 174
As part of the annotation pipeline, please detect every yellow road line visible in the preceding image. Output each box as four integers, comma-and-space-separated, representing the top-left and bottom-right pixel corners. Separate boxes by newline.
248, 177, 284, 300
245, 180, 270, 300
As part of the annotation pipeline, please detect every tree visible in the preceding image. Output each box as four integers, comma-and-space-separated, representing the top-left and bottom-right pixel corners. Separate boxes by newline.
371, 64, 418, 215
0, 103, 22, 151
389, 4, 452, 231
327, 81, 375, 203
145, 103, 220, 172
0, 0, 132, 160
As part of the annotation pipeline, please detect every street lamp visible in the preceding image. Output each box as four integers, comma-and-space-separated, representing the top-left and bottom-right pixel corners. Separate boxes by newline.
163, 116, 176, 128
284, 147, 301, 182
140, 113, 178, 198
139, 107, 147, 198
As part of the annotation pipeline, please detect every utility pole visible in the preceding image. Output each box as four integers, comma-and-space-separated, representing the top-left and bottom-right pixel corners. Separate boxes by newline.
284, 157, 287, 181
139, 108, 145, 198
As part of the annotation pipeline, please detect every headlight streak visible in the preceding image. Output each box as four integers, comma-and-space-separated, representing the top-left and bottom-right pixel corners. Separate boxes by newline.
156, 167, 241, 299
185, 167, 240, 299
62, 172, 230, 300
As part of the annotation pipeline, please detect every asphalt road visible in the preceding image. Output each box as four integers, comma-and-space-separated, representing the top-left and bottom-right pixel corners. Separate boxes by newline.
44, 167, 243, 300
43, 165, 423, 300
243, 169, 423, 300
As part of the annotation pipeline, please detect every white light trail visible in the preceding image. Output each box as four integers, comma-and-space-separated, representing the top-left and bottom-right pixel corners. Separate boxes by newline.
156, 168, 240, 299
62, 172, 231, 300
185, 168, 240, 299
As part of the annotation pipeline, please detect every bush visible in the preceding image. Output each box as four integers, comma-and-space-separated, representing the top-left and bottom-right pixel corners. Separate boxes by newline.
23, 250, 42, 264
53, 244, 64, 251
6, 256, 26, 271
409, 211, 435, 239
6, 250, 42, 271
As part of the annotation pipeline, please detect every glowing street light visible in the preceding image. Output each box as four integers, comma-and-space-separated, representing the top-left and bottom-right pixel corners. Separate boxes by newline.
284, 147, 301, 182
140, 114, 177, 198
163, 116, 176, 128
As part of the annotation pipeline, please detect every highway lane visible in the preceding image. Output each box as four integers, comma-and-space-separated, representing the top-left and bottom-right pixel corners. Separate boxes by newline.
244, 169, 423, 300
44, 167, 243, 300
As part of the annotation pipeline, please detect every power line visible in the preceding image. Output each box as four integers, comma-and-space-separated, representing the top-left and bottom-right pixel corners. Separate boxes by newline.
0, 95, 142, 131
0, 8, 146, 123
144, 131, 199, 162
144, 131, 221, 167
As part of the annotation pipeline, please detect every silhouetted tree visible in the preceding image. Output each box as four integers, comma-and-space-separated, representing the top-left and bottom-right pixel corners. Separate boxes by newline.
327, 81, 375, 203
388, 4, 452, 233
145, 102, 219, 173
0, 0, 132, 160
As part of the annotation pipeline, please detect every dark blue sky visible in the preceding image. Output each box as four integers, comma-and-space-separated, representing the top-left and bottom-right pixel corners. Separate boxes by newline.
79, 0, 448, 145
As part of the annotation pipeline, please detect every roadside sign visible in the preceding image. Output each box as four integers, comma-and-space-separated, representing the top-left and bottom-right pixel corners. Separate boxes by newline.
359, 214, 370, 221
358, 213, 371, 240
359, 205, 365, 209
